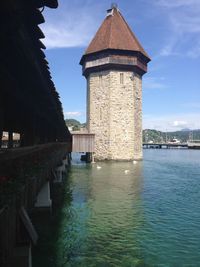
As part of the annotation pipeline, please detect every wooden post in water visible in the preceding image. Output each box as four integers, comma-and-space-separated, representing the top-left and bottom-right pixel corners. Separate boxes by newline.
91, 152, 95, 163
86, 152, 94, 163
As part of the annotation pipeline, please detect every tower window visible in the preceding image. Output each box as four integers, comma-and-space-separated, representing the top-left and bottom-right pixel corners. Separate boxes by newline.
120, 73, 124, 84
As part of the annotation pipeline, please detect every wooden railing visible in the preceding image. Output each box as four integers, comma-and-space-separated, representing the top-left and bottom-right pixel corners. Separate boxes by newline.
0, 142, 71, 266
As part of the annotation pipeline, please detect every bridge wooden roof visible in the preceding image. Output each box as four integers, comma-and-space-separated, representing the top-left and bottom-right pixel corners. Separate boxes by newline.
0, 0, 70, 144
35, 0, 58, 8
84, 7, 150, 61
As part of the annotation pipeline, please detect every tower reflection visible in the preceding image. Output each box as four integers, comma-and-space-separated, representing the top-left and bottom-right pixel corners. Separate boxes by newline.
58, 160, 146, 266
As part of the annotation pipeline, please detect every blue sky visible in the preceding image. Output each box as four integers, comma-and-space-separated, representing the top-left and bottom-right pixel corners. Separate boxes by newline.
41, 0, 200, 131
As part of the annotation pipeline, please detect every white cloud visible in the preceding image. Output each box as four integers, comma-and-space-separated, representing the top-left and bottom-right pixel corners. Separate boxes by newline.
41, 1, 104, 49
153, 0, 200, 58
182, 102, 200, 109
159, 35, 181, 57
156, 0, 200, 8
143, 113, 200, 131
172, 120, 187, 127
64, 111, 82, 117
143, 77, 166, 90
187, 41, 200, 58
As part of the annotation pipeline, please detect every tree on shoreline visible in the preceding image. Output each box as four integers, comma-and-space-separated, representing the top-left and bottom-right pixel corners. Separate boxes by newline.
65, 119, 86, 131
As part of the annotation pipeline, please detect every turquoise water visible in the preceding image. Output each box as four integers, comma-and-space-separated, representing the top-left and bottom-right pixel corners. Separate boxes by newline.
35, 149, 200, 267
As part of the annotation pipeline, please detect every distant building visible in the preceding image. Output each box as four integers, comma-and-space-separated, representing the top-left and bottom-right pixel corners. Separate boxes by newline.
2, 132, 20, 141
80, 5, 150, 160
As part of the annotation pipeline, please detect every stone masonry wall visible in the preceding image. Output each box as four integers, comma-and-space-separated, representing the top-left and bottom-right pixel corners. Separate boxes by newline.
133, 74, 143, 160
87, 70, 142, 160
87, 70, 111, 160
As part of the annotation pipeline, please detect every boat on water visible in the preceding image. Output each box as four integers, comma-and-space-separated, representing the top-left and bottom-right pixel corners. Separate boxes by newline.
169, 138, 181, 144
187, 140, 200, 149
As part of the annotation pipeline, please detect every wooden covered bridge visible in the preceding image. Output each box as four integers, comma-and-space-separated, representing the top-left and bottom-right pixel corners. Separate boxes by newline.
0, 1, 71, 266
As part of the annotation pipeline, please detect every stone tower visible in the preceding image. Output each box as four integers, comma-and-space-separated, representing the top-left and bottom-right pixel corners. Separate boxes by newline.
80, 5, 150, 161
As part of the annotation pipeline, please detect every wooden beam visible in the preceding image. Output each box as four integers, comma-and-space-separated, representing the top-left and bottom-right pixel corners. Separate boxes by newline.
0, 126, 2, 149
0, 102, 3, 148
8, 131, 13, 149
0, 131, 2, 149
19, 207, 38, 245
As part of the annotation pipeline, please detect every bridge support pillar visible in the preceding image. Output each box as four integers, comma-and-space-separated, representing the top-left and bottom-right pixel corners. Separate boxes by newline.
62, 154, 70, 167
35, 182, 52, 212
54, 164, 67, 183
51, 158, 70, 208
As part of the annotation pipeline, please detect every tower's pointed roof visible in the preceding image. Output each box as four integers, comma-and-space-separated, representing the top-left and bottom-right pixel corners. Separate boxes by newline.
84, 6, 150, 61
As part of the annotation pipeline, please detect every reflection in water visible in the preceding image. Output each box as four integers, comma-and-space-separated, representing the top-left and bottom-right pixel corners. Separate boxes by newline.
34, 150, 200, 267
57, 161, 146, 266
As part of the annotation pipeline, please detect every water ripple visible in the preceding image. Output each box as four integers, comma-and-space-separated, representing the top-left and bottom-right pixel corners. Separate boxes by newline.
53, 150, 200, 266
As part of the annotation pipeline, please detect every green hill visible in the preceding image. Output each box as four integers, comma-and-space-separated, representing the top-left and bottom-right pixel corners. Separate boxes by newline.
65, 119, 86, 131
143, 129, 200, 143
65, 118, 200, 142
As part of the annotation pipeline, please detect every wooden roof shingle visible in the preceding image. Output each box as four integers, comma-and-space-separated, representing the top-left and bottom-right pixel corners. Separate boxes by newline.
84, 7, 150, 61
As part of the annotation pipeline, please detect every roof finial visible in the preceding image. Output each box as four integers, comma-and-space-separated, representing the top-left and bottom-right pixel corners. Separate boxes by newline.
111, 3, 118, 9
107, 3, 118, 16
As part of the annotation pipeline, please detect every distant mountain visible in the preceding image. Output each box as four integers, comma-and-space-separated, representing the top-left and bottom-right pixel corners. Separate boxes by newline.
143, 129, 200, 143
181, 128, 191, 132
65, 120, 200, 140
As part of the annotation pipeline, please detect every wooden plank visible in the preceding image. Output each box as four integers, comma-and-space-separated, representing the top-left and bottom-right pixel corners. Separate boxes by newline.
72, 134, 95, 152
19, 207, 38, 245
